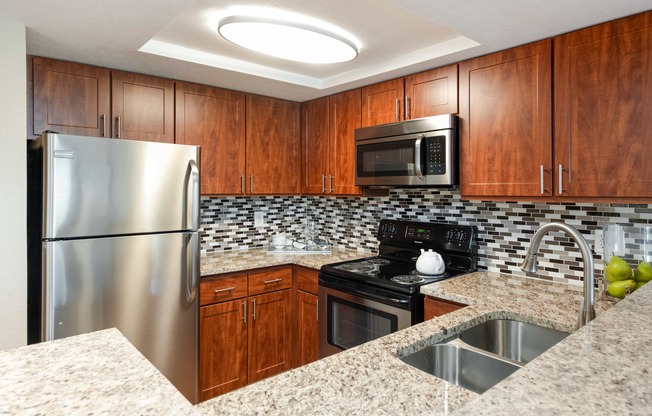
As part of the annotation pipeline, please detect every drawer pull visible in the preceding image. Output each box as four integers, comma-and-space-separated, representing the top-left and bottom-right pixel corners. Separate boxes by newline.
213, 286, 236, 294
263, 278, 283, 284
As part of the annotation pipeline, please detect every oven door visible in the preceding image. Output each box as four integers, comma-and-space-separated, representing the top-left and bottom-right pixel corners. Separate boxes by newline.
318, 278, 419, 358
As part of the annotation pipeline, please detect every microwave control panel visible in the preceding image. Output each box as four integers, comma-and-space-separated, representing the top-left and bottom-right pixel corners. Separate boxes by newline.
425, 135, 446, 174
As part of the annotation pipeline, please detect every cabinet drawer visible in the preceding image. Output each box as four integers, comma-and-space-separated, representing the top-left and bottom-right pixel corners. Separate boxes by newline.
200, 272, 248, 306
248, 266, 292, 295
295, 266, 319, 294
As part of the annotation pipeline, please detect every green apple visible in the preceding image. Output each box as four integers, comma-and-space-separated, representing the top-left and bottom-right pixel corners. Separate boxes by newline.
635, 281, 647, 291
605, 256, 633, 282
634, 261, 652, 283
607, 279, 637, 299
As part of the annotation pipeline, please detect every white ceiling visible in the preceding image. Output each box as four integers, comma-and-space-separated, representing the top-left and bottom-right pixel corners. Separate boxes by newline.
1, 0, 651, 102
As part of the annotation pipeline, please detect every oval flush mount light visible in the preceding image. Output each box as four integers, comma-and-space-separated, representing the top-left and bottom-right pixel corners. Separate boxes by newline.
218, 16, 358, 64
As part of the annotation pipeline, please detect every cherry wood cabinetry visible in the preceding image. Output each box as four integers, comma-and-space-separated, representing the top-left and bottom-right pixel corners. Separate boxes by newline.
246, 95, 300, 195
293, 266, 319, 367
423, 296, 466, 320
199, 266, 293, 401
459, 40, 553, 198
31, 57, 111, 138
301, 90, 361, 195
176, 82, 246, 195
361, 78, 404, 127
554, 11, 652, 198
404, 65, 458, 119
31, 57, 174, 143
361, 65, 458, 127
111, 71, 174, 142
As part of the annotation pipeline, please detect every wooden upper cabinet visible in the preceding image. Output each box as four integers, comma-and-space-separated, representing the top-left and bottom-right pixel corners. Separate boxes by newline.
111, 71, 174, 143
459, 40, 553, 198
176, 82, 246, 195
32, 57, 111, 138
361, 78, 404, 127
301, 97, 330, 195
329, 89, 361, 195
246, 94, 300, 195
405, 64, 458, 119
554, 11, 652, 198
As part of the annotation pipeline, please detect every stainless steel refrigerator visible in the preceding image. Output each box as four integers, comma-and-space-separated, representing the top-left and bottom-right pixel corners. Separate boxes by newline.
27, 132, 201, 403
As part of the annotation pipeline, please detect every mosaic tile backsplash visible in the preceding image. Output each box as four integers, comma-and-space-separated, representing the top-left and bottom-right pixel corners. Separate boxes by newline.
200, 189, 652, 286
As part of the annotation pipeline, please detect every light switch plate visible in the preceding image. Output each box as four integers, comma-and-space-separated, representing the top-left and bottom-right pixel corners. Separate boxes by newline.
254, 211, 265, 227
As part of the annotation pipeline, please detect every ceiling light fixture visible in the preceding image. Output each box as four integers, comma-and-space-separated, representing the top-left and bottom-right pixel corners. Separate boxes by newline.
218, 16, 358, 64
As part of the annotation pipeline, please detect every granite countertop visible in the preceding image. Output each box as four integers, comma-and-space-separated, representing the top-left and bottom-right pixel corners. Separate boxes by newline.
4, 259, 650, 415
0, 328, 198, 416
201, 246, 370, 276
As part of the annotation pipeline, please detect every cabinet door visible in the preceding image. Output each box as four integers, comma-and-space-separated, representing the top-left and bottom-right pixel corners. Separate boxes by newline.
554, 11, 652, 198
111, 71, 174, 142
459, 40, 553, 198
199, 299, 248, 401
296, 290, 319, 367
246, 95, 300, 195
361, 78, 404, 127
248, 290, 292, 383
176, 82, 246, 195
301, 98, 330, 194
32, 57, 110, 138
405, 64, 458, 119
329, 89, 362, 195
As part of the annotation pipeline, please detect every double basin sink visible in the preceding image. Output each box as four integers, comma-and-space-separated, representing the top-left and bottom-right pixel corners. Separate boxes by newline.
400, 319, 569, 394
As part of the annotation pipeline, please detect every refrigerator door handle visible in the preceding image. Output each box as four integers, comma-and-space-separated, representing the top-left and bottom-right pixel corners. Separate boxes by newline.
185, 232, 199, 303
186, 159, 200, 231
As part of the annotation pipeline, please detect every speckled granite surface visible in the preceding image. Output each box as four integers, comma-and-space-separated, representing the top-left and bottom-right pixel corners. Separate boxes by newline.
201, 246, 370, 276
0, 328, 197, 416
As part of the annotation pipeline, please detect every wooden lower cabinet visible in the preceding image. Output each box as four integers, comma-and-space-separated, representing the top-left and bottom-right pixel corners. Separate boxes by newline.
295, 290, 319, 367
199, 299, 248, 401
424, 296, 466, 320
248, 290, 292, 383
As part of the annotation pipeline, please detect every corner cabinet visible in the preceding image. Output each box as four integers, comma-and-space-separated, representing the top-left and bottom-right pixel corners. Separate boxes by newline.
301, 90, 361, 196
459, 40, 553, 198
176, 82, 246, 195
423, 296, 466, 320
361, 65, 458, 127
246, 95, 300, 195
554, 11, 652, 199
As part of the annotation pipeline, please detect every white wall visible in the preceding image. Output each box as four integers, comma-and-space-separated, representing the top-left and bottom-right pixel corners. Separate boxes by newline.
0, 19, 27, 349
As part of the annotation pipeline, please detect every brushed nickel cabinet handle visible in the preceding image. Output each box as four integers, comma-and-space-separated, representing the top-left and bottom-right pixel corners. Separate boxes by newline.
405, 96, 411, 119
252, 298, 257, 320
241, 174, 245, 194
213, 287, 235, 294
321, 175, 326, 193
395, 98, 400, 121
242, 301, 247, 323
540, 165, 544, 195
316, 299, 319, 322
100, 114, 107, 137
558, 164, 563, 194
329, 175, 333, 193
250, 175, 253, 193
263, 278, 283, 284
115, 115, 121, 138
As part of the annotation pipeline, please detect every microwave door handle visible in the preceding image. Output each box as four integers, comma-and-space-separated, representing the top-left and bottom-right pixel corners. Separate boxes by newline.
414, 135, 425, 181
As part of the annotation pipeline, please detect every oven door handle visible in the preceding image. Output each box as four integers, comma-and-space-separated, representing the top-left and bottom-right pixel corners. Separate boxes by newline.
349, 286, 410, 305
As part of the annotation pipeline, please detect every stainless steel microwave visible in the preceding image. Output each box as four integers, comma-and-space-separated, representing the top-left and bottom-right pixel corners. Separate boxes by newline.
355, 114, 459, 187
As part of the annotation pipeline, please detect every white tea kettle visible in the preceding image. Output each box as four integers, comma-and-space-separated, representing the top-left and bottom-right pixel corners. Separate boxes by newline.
416, 249, 445, 275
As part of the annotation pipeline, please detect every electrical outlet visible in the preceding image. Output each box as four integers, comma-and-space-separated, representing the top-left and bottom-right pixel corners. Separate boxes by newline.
254, 211, 265, 227
594, 229, 604, 254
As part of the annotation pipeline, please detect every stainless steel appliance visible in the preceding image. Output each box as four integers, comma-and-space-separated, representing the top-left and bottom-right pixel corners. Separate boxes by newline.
27, 132, 201, 403
318, 219, 477, 358
355, 114, 459, 187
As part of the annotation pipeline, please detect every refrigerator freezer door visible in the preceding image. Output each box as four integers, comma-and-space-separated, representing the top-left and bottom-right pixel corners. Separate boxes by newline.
43, 232, 199, 403
38, 133, 200, 239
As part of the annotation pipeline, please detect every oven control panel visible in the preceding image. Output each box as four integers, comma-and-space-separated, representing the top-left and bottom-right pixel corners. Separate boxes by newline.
378, 219, 476, 253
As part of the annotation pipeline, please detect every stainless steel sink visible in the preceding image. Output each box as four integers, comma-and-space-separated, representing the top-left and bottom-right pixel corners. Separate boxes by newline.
400, 319, 570, 393
400, 343, 520, 394
458, 319, 569, 364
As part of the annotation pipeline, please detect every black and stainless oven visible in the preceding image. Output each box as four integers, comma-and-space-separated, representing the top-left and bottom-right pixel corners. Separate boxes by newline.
355, 114, 459, 187
318, 219, 477, 358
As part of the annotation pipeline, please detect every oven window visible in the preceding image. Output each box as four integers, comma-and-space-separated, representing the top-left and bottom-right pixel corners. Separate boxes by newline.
356, 140, 416, 177
327, 295, 398, 350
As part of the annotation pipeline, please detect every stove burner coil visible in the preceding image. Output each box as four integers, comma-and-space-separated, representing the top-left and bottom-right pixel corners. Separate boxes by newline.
363, 258, 391, 265
334, 263, 375, 273
391, 275, 425, 284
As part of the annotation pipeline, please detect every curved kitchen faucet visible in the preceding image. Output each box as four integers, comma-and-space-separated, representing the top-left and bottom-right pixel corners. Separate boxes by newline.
521, 222, 596, 328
